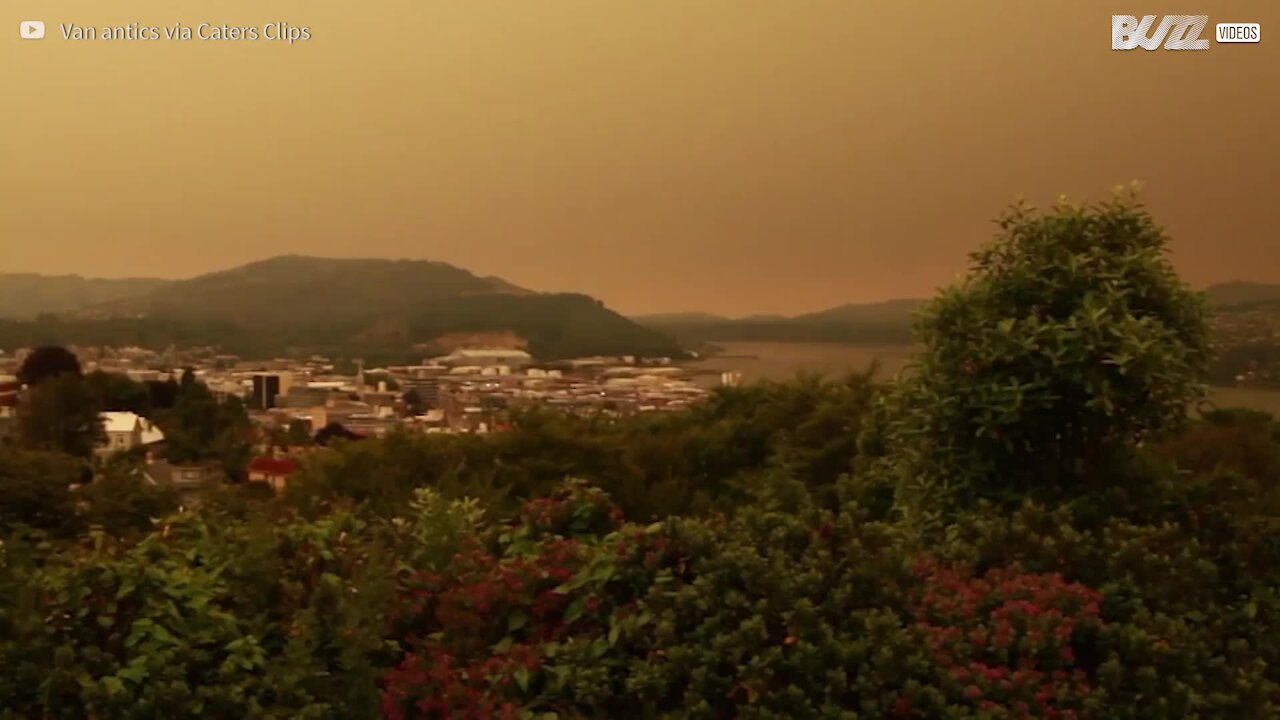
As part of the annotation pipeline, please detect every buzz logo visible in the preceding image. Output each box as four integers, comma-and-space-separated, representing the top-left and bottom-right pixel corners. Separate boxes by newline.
1112, 15, 1210, 50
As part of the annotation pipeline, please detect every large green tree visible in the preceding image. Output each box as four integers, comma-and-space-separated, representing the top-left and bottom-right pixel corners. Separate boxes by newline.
870, 187, 1210, 515
16, 374, 105, 458
0, 448, 84, 535
160, 370, 252, 480
16, 345, 81, 387
84, 371, 152, 416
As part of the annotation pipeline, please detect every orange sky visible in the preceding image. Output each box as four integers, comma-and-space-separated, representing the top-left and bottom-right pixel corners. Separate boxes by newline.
2, 1, 1277, 315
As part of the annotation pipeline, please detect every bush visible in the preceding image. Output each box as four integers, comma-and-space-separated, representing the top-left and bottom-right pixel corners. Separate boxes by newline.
871, 189, 1209, 515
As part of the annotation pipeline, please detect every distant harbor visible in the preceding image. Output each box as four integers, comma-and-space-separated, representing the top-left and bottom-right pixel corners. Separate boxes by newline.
688, 341, 1280, 415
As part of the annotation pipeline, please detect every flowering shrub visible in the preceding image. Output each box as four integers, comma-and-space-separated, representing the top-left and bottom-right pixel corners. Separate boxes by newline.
515, 478, 626, 540
383, 482, 678, 718
924, 502, 1280, 718
907, 560, 1105, 718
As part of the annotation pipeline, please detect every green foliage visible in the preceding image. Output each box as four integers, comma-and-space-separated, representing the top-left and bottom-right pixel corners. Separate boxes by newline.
0, 448, 84, 535
159, 370, 252, 480
77, 472, 180, 538
1, 506, 412, 718
288, 419, 315, 447
17, 374, 105, 458
284, 373, 878, 522
17, 345, 83, 387
926, 500, 1280, 718
872, 190, 1210, 515
84, 371, 152, 416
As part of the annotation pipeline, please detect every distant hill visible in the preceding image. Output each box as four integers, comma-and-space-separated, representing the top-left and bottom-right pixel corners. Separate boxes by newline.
0, 256, 683, 361
641, 284, 1280, 348
84, 255, 530, 327
629, 312, 731, 326
0, 274, 170, 319
634, 299, 924, 346
1205, 282, 1280, 308
793, 298, 926, 324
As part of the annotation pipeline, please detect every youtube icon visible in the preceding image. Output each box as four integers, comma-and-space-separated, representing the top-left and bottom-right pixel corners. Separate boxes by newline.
20, 20, 45, 39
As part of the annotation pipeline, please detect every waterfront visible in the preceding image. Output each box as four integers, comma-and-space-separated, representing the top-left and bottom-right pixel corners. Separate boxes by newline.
690, 341, 1280, 415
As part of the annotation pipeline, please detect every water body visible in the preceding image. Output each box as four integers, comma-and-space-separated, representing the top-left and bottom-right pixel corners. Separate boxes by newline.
688, 341, 1280, 415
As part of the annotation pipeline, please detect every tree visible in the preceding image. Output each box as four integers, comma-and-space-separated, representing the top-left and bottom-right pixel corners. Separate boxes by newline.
17, 345, 81, 387
0, 448, 83, 534
78, 471, 180, 537
161, 371, 221, 464
16, 374, 105, 458
84, 371, 152, 415
159, 371, 251, 481
871, 187, 1210, 514
314, 422, 362, 446
146, 378, 180, 410
286, 419, 313, 447
402, 388, 425, 415
215, 395, 253, 481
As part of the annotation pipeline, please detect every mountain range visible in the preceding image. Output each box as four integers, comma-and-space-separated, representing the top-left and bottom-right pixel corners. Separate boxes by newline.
632, 299, 926, 347
2, 261, 1278, 360
0, 256, 681, 361
0, 274, 170, 318
632, 285, 1280, 347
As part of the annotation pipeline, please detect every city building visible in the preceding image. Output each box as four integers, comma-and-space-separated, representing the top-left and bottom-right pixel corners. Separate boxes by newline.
436, 348, 533, 368
251, 371, 293, 409
98, 411, 165, 456
401, 376, 442, 409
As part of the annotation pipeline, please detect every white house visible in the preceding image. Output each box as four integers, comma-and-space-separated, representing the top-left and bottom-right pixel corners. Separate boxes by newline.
98, 411, 165, 456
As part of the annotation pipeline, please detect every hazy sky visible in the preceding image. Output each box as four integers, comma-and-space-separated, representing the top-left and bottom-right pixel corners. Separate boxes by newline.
2, 1, 1277, 315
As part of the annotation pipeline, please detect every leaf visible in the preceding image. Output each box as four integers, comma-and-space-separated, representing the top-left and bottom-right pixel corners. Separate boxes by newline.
555, 566, 597, 594
564, 596, 587, 624
115, 580, 137, 600
150, 624, 176, 644
508, 611, 528, 631
514, 667, 530, 692
591, 562, 616, 583
118, 664, 147, 684
101, 676, 125, 696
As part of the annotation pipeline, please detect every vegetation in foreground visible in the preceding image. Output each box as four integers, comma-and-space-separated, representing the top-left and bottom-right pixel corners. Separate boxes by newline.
3, 191, 1280, 719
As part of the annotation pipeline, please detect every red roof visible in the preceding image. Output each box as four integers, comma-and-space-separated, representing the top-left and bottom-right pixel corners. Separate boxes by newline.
247, 457, 300, 476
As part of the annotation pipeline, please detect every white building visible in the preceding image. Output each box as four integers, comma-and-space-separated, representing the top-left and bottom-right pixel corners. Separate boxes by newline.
437, 349, 533, 368
98, 411, 165, 456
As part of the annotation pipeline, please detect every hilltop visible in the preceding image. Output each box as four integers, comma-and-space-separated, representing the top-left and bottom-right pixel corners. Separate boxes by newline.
1204, 281, 1280, 308
634, 298, 924, 346
0, 274, 170, 319
81, 255, 529, 326
0, 256, 683, 360
638, 284, 1280, 348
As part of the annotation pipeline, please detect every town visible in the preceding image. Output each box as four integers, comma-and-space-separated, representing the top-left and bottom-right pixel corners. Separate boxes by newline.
0, 343, 741, 495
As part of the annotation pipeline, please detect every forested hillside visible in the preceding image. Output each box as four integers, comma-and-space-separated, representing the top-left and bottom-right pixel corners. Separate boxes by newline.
0, 257, 684, 361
